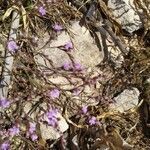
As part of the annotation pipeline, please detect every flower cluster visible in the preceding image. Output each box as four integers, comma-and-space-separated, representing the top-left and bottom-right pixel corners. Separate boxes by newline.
27, 122, 38, 141
0, 141, 10, 150
9, 125, 20, 136
0, 124, 20, 149
0, 97, 10, 108
46, 108, 58, 127
38, 6, 46, 16
80, 106, 99, 126
7, 40, 19, 53
52, 24, 63, 32
64, 41, 73, 51
48, 88, 60, 99
62, 62, 83, 71
88, 116, 97, 125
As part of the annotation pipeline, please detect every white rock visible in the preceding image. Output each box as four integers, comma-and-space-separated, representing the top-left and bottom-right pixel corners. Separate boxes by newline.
40, 113, 69, 140
108, 0, 142, 33
110, 87, 140, 112
48, 75, 83, 90
23, 101, 68, 140
35, 21, 103, 69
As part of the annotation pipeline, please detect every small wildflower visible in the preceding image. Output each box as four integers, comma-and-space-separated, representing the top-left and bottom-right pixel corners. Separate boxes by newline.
74, 62, 83, 71
49, 89, 60, 99
89, 116, 97, 125
81, 106, 88, 114
29, 122, 36, 134
31, 134, 38, 141
46, 109, 58, 127
47, 117, 58, 127
46, 109, 58, 118
7, 40, 18, 52
64, 41, 73, 50
38, 6, 46, 16
53, 24, 63, 32
0, 141, 10, 150
63, 62, 72, 71
9, 125, 20, 136
0, 97, 10, 108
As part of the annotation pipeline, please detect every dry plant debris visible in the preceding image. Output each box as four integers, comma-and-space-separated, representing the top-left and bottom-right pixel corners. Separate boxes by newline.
0, 0, 150, 149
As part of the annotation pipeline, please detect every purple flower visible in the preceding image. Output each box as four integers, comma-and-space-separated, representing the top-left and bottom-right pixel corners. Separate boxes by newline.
9, 125, 20, 136
62, 62, 72, 71
0, 97, 10, 108
46, 109, 58, 127
89, 116, 97, 125
0, 141, 10, 150
81, 106, 88, 114
64, 41, 73, 50
46, 109, 58, 118
49, 89, 60, 99
74, 62, 83, 71
29, 122, 36, 134
38, 6, 46, 16
52, 24, 63, 32
7, 40, 18, 52
31, 134, 38, 141
47, 117, 58, 127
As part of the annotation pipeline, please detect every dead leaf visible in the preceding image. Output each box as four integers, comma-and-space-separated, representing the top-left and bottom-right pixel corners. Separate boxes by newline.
2, 5, 19, 21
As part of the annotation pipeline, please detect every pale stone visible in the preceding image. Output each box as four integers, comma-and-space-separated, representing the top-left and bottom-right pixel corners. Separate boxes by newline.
34, 21, 103, 69
40, 113, 69, 140
48, 75, 83, 90
23, 100, 68, 140
108, 0, 142, 33
110, 87, 140, 112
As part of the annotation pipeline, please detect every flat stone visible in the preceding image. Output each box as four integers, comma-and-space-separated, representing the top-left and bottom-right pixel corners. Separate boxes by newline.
110, 87, 140, 112
108, 0, 143, 33
34, 21, 103, 69
40, 113, 69, 140
23, 100, 68, 140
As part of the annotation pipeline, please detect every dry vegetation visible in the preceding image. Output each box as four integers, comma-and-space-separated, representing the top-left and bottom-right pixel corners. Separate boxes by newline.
0, 0, 150, 149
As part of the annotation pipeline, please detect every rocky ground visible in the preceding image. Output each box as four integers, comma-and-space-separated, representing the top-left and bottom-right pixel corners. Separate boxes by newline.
0, 0, 150, 149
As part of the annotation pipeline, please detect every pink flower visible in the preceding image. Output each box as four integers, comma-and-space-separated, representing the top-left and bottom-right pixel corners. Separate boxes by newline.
46, 109, 58, 118
29, 122, 36, 134
0, 141, 10, 150
49, 89, 60, 99
47, 117, 58, 127
89, 116, 97, 125
74, 62, 83, 71
38, 6, 46, 16
52, 24, 63, 32
46, 109, 58, 127
62, 62, 72, 71
7, 40, 18, 52
81, 106, 88, 114
0, 97, 10, 108
31, 134, 38, 141
64, 41, 73, 50
9, 125, 20, 136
